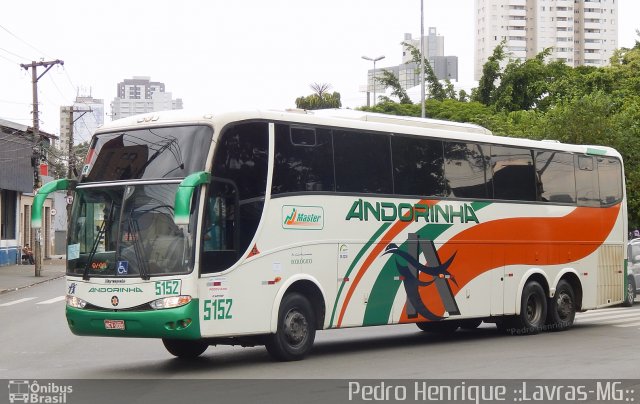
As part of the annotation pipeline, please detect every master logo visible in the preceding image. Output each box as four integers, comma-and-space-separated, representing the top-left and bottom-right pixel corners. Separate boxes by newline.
282, 205, 324, 230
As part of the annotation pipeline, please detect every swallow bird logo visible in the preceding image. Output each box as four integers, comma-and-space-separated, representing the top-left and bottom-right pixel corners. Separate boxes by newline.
383, 233, 460, 321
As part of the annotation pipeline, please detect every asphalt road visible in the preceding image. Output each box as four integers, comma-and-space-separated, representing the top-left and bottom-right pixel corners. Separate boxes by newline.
1, 277, 639, 380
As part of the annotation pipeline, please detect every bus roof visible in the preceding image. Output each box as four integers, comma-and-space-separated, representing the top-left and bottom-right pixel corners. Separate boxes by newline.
96, 108, 622, 160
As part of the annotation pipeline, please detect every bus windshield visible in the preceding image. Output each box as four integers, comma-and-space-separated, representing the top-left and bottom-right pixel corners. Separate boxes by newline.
67, 183, 195, 278
82, 125, 213, 182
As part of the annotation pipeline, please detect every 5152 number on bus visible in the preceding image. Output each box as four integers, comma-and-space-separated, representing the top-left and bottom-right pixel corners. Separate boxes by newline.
155, 280, 180, 296
203, 299, 233, 320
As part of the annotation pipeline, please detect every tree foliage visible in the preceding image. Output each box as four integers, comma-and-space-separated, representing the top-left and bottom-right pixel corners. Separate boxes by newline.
296, 83, 342, 110
375, 70, 412, 104
472, 40, 506, 105
402, 42, 451, 101
358, 38, 640, 226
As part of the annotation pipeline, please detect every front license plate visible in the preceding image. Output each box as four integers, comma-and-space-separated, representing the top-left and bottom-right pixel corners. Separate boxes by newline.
104, 319, 125, 330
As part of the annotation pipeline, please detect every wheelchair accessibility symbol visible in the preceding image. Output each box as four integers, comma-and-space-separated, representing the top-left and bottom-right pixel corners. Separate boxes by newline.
117, 261, 129, 275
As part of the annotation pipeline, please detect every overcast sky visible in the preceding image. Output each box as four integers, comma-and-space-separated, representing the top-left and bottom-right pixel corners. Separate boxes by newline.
1, 0, 639, 142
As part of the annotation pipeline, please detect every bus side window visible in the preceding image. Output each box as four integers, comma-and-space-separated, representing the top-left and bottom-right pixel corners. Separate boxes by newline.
597, 157, 622, 206
575, 155, 600, 207
443, 142, 492, 199
535, 151, 576, 204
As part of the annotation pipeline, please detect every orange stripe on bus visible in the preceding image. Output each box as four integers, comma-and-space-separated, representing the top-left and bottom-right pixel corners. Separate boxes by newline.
398, 204, 621, 323
336, 199, 437, 328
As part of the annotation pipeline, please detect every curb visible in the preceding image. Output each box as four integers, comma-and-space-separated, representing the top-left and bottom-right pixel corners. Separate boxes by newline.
0, 273, 66, 295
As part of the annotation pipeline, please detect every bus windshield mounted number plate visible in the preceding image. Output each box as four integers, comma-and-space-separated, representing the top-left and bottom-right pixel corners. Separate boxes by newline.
104, 319, 125, 330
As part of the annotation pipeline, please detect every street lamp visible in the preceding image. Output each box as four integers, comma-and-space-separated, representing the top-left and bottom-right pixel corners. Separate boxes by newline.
362, 55, 385, 106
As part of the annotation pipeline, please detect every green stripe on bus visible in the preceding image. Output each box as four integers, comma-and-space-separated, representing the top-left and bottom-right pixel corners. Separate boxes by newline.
362, 201, 492, 326
586, 147, 607, 156
363, 224, 452, 326
329, 222, 391, 328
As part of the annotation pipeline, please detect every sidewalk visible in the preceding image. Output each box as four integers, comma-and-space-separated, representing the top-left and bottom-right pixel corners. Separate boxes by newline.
0, 255, 66, 294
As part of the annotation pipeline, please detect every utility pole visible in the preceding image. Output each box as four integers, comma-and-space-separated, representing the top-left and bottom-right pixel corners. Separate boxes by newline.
66, 107, 91, 219
20, 59, 64, 277
420, 0, 426, 118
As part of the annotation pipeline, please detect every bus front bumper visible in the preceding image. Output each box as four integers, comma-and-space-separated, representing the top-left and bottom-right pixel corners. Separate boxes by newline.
66, 299, 201, 339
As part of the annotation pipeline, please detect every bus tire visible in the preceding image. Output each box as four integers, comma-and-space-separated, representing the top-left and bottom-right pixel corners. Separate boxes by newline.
623, 277, 636, 307
162, 338, 208, 359
546, 280, 576, 331
416, 320, 459, 333
265, 292, 316, 361
459, 319, 482, 330
507, 280, 547, 335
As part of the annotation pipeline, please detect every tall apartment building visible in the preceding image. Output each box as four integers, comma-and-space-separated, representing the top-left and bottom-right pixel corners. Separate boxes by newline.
474, 0, 618, 80
365, 28, 459, 100
110, 76, 183, 120
59, 94, 105, 154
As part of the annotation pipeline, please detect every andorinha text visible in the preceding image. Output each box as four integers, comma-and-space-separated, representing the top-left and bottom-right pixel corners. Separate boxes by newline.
346, 199, 479, 224
88, 287, 143, 293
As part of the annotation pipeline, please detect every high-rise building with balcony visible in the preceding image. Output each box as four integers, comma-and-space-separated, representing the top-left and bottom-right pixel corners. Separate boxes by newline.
110, 76, 183, 120
474, 0, 618, 80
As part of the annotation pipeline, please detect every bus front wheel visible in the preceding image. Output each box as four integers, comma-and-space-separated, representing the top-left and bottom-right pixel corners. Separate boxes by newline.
162, 338, 208, 359
265, 292, 316, 361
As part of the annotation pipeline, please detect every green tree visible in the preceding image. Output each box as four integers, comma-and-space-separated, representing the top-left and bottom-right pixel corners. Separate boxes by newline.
295, 83, 342, 109
492, 48, 558, 111
375, 70, 412, 104
46, 141, 91, 179
402, 42, 449, 101
472, 41, 506, 105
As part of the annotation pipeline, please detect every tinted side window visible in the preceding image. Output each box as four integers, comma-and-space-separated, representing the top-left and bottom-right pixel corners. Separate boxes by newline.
444, 142, 492, 199
575, 155, 600, 207
535, 151, 576, 204
272, 124, 335, 194
597, 156, 623, 206
392, 135, 446, 197
213, 122, 269, 201
491, 146, 537, 201
334, 130, 392, 194
212, 122, 269, 254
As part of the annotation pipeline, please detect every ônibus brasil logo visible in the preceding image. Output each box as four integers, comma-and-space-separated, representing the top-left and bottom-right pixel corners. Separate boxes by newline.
8, 380, 73, 403
282, 206, 324, 230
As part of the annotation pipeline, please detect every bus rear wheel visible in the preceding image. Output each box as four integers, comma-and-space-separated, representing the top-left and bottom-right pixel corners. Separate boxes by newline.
546, 280, 576, 331
416, 320, 459, 334
162, 338, 208, 359
505, 280, 547, 335
265, 293, 316, 361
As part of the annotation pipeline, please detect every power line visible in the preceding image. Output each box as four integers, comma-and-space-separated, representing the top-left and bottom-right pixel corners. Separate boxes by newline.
0, 99, 31, 105
0, 52, 20, 64
0, 45, 30, 61
0, 23, 52, 60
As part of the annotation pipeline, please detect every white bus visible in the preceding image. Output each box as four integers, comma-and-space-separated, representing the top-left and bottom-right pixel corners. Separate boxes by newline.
33, 108, 628, 361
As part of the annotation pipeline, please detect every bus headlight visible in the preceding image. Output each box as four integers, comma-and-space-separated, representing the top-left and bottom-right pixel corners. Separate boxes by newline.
66, 295, 87, 309
150, 295, 192, 310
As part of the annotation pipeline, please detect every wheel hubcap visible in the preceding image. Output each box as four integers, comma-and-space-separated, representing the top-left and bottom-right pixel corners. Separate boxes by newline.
526, 295, 541, 324
556, 292, 573, 321
283, 309, 308, 346
628, 283, 635, 303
